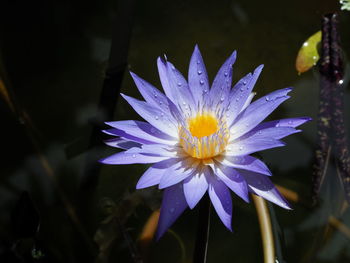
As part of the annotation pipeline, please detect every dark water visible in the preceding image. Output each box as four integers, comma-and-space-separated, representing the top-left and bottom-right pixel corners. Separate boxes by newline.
1, 0, 350, 262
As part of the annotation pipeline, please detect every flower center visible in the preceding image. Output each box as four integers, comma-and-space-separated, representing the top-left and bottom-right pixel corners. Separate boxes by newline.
179, 113, 229, 159
189, 114, 218, 138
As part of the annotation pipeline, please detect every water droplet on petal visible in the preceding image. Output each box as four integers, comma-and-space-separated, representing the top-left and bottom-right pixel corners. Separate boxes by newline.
154, 94, 158, 98
236, 98, 239, 102
224, 72, 228, 77
220, 96, 225, 101
197, 60, 200, 64
132, 154, 136, 158
200, 80, 204, 85
240, 87, 244, 92
288, 120, 293, 125
155, 115, 159, 120
197, 70, 202, 75
177, 82, 182, 87
239, 146, 243, 150
243, 81, 247, 85
265, 96, 270, 101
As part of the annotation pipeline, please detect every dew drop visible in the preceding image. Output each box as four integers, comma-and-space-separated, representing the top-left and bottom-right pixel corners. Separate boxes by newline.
240, 87, 244, 92
182, 102, 186, 105
177, 82, 182, 87
203, 89, 208, 93
220, 96, 225, 101
159, 101, 163, 105
236, 98, 239, 102
154, 94, 158, 98
197, 70, 202, 75
243, 81, 247, 85
155, 115, 159, 120
197, 60, 200, 64
161, 112, 164, 117
288, 120, 293, 125
265, 96, 270, 101
224, 72, 228, 77
132, 154, 136, 158
239, 146, 243, 150
200, 80, 204, 85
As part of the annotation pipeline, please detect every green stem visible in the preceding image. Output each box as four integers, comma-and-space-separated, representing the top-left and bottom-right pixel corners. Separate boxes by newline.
252, 194, 275, 263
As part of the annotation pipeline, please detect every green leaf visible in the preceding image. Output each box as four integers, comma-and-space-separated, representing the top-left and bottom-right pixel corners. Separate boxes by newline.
295, 31, 322, 74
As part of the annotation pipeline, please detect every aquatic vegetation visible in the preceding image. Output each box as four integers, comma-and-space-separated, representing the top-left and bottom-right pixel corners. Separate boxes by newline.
340, 0, 350, 11
295, 31, 322, 74
100, 45, 310, 239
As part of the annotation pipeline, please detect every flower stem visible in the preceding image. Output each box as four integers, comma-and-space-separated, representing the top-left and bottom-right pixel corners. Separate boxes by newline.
252, 194, 275, 263
193, 194, 211, 263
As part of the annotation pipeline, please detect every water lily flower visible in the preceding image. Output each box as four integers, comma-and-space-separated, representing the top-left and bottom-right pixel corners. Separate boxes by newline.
100, 45, 310, 239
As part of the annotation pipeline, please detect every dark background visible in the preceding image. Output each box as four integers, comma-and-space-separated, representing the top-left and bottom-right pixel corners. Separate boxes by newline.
1, 0, 350, 262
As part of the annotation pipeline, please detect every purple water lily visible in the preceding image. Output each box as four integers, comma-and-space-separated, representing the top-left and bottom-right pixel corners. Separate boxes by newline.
100, 45, 310, 239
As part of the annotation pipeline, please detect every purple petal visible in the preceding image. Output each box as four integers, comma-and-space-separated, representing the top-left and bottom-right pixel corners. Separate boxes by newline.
255, 117, 312, 129
159, 158, 199, 189
239, 92, 256, 114
104, 138, 141, 149
105, 120, 177, 145
216, 155, 271, 176
136, 144, 177, 157
99, 150, 170, 165
227, 65, 263, 125
130, 72, 175, 119
136, 158, 179, 189
208, 176, 233, 231
239, 126, 301, 141
102, 128, 165, 144
188, 45, 210, 107
226, 138, 286, 156
230, 88, 292, 140
157, 56, 175, 103
239, 170, 291, 209
121, 94, 177, 137
156, 183, 188, 240
209, 50, 237, 107
166, 97, 186, 126
165, 61, 195, 114
183, 167, 209, 209
214, 165, 249, 202
103, 128, 158, 144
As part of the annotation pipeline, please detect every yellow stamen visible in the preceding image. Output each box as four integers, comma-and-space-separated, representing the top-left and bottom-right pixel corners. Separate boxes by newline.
188, 114, 218, 138
179, 113, 229, 159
